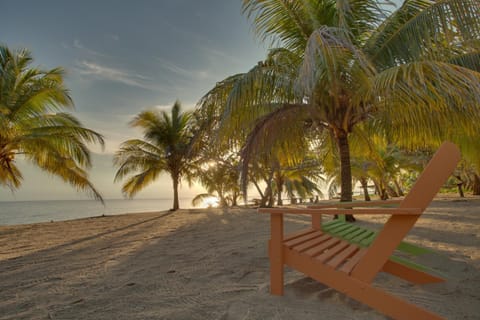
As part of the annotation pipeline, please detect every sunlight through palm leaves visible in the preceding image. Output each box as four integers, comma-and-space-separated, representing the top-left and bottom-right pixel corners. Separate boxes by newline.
0, 45, 105, 201
196, 0, 480, 219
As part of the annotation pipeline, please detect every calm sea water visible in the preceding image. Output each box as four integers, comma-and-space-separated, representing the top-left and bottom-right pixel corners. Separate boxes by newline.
0, 198, 199, 226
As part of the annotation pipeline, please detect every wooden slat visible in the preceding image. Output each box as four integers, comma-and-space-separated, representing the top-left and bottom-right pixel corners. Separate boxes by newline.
350, 230, 374, 243
324, 223, 354, 234
359, 233, 377, 247
321, 220, 344, 230
314, 241, 350, 263
336, 225, 363, 238
284, 230, 324, 248
283, 228, 315, 242
292, 234, 331, 252
326, 244, 360, 269
339, 248, 368, 274
343, 228, 368, 240
304, 237, 341, 257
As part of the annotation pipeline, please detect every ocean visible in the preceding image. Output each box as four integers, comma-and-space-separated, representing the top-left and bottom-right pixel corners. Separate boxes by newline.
0, 198, 200, 226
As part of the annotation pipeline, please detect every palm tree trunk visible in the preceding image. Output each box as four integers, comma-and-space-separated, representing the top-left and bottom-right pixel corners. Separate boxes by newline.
260, 169, 275, 207
455, 175, 465, 198
394, 179, 404, 196
172, 174, 180, 210
473, 173, 480, 195
276, 177, 283, 206
336, 132, 355, 222
386, 185, 398, 197
359, 177, 371, 201
232, 191, 238, 206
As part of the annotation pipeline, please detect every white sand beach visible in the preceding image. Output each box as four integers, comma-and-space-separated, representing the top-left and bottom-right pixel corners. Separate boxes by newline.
0, 196, 479, 319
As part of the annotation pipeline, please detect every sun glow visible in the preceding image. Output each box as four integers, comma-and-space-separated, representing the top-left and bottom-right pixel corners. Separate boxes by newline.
203, 196, 219, 208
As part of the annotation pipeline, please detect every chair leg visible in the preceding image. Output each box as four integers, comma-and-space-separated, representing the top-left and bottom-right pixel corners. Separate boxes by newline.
270, 213, 284, 295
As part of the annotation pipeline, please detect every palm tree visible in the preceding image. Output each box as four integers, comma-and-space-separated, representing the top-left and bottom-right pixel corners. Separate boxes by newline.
114, 101, 196, 210
197, 0, 480, 221
0, 45, 104, 200
192, 156, 242, 208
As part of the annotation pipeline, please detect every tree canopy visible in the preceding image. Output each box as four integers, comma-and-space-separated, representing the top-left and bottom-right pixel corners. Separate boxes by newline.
0, 45, 105, 201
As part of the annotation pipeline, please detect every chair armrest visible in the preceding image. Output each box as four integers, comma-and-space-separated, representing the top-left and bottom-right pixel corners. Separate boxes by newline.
307, 199, 403, 209
258, 207, 422, 215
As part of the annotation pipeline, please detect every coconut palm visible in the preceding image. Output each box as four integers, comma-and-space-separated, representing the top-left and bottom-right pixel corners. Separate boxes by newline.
192, 156, 242, 208
114, 101, 196, 210
197, 0, 480, 220
0, 45, 104, 200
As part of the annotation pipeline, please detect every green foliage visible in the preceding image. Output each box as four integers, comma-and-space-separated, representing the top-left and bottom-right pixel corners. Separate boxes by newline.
0, 45, 104, 201
114, 101, 197, 210
196, 0, 480, 203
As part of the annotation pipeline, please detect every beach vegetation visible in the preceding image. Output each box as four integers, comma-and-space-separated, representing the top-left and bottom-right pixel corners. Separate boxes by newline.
0, 45, 105, 201
114, 101, 197, 211
192, 155, 242, 208
196, 0, 480, 215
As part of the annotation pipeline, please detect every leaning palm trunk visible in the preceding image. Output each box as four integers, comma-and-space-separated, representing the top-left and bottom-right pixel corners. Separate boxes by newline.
359, 177, 371, 201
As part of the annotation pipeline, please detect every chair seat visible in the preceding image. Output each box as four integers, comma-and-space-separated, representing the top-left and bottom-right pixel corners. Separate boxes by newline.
280, 229, 367, 275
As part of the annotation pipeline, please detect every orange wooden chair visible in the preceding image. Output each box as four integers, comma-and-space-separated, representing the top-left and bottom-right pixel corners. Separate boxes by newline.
259, 142, 461, 320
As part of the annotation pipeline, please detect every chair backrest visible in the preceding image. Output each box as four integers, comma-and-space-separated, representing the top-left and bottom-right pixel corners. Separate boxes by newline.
400, 142, 461, 210
350, 142, 461, 283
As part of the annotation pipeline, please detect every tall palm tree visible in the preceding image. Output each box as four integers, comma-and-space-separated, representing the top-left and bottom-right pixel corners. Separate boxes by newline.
114, 101, 196, 210
197, 0, 480, 220
0, 45, 104, 200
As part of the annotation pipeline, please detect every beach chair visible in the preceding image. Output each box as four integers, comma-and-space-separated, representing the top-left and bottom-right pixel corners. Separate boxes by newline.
259, 142, 461, 320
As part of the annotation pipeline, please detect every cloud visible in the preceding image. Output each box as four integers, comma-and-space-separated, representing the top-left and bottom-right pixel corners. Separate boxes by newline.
152, 102, 196, 111
73, 39, 109, 57
106, 34, 120, 41
200, 46, 244, 66
76, 61, 159, 91
156, 57, 211, 80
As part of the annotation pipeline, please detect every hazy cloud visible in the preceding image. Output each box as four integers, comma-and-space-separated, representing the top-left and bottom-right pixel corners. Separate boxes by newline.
76, 61, 159, 91
72, 39, 109, 57
156, 57, 210, 80
106, 34, 120, 41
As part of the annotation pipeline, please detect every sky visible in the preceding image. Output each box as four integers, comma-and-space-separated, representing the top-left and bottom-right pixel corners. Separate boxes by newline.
0, 0, 268, 201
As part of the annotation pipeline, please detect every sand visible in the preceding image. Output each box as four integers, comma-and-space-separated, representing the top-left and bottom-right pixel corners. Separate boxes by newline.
0, 196, 479, 320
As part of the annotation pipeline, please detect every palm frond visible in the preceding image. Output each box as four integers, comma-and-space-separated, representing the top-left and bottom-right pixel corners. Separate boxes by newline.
366, 0, 480, 68
191, 193, 216, 207
242, 0, 313, 53
366, 61, 480, 146
240, 103, 312, 192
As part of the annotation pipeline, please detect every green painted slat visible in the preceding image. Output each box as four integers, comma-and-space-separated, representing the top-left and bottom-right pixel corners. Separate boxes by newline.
342, 227, 367, 240
346, 229, 372, 242
318, 219, 445, 280
396, 241, 435, 256
359, 233, 377, 247
332, 227, 360, 240
326, 224, 356, 234
388, 255, 445, 278
321, 220, 344, 231
352, 230, 375, 243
